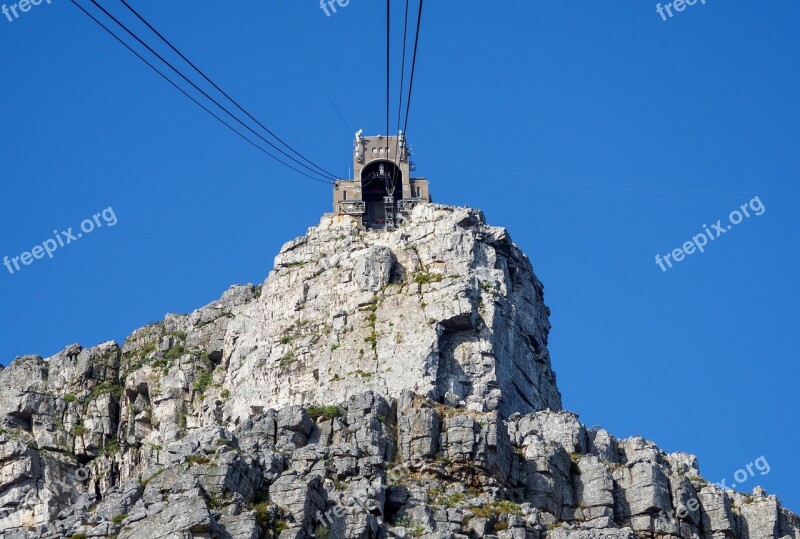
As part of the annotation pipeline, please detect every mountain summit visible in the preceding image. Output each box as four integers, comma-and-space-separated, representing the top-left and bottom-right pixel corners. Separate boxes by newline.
222, 204, 560, 424
0, 203, 795, 539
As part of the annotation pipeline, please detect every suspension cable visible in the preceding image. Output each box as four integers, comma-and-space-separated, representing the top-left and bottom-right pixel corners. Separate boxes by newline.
83, 0, 337, 182
67, 0, 332, 184
385, 0, 396, 195
391, 0, 410, 195
116, 0, 340, 181
402, 0, 425, 139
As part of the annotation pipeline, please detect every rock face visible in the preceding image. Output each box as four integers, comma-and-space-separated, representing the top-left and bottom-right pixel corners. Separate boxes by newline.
0, 203, 795, 539
221, 204, 561, 423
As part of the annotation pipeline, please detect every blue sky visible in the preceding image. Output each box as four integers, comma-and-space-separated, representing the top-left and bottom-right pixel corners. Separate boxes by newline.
1, 0, 798, 510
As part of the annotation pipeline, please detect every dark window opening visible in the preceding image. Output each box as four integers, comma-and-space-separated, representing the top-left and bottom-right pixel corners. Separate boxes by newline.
361, 160, 402, 227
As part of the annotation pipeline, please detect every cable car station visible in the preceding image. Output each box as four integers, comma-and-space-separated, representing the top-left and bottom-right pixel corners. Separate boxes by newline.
333, 130, 431, 229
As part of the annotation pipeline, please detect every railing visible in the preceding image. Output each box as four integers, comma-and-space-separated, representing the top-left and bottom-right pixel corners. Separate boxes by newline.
398, 198, 421, 213
338, 200, 366, 215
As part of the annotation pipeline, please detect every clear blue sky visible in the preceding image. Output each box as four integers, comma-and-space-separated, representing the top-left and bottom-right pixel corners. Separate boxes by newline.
1, 0, 798, 510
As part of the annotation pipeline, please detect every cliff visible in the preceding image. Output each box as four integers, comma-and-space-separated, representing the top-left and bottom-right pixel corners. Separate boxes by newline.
0, 204, 795, 539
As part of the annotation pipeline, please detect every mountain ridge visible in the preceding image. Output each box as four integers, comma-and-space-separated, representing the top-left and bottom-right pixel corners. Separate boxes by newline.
0, 203, 795, 539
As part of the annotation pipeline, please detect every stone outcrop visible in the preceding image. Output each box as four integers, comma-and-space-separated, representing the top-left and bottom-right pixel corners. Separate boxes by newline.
220, 204, 561, 424
0, 203, 794, 539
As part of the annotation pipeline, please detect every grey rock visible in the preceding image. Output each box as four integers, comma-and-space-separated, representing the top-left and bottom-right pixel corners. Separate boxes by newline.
0, 203, 796, 539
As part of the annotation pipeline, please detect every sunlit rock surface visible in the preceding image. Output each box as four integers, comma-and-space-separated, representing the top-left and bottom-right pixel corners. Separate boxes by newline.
0, 203, 795, 539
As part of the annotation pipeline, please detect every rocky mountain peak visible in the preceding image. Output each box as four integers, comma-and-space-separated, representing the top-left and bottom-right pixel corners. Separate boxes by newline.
218, 203, 560, 424
0, 203, 795, 539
